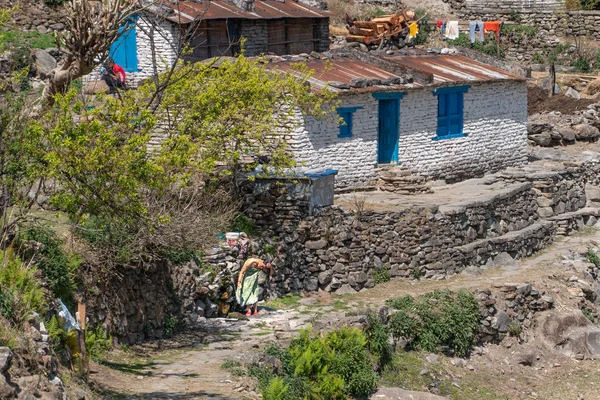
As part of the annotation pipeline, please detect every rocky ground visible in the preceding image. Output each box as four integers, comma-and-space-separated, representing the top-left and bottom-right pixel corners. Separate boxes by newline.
82, 224, 600, 400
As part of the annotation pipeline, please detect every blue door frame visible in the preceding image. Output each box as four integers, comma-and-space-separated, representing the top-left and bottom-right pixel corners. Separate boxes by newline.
373, 92, 404, 165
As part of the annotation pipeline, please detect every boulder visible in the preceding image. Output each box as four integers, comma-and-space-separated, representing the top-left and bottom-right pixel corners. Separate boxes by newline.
317, 270, 332, 286
555, 127, 577, 142
539, 312, 600, 359
491, 311, 511, 333
573, 124, 600, 140
566, 86, 581, 100
0, 347, 11, 373
529, 132, 552, 147
83, 79, 110, 95
303, 276, 318, 292
533, 148, 574, 162
335, 284, 357, 295
0, 375, 16, 399
580, 152, 600, 163
585, 184, 600, 206
33, 50, 56, 80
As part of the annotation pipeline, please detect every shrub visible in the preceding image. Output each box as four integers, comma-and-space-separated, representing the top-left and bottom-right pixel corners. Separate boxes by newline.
448, 33, 504, 58
385, 290, 481, 357
85, 325, 112, 362
587, 249, 600, 267
263, 377, 289, 400
582, 309, 595, 323
0, 250, 44, 325
370, 265, 390, 284
571, 57, 591, 72
230, 212, 256, 234
19, 226, 80, 302
508, 321, 523, 337
163, 315, 181, 337
364, 312, 392, 367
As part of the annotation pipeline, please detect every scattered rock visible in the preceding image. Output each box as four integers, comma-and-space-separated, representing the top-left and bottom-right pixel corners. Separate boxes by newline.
33, 50, 56, 80
371, 387, 448, 400
566, 87, 581, 100
0, 347, 12, 373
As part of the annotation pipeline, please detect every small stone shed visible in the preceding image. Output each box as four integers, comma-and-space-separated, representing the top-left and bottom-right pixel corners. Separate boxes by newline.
270, 50, 528, 189
98, 0, 330, 86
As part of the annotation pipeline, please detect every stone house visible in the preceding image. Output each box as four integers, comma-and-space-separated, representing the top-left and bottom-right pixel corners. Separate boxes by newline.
270, 50, 528, 189
99, 0, 330, 86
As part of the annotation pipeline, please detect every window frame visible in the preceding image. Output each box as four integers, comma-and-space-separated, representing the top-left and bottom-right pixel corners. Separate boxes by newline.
432, 85, 470, 141
336, 106, 363, 138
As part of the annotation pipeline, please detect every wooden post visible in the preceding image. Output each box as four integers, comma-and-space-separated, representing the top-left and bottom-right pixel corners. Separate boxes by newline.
549, 63, 556, 98
76, 302, 89, 379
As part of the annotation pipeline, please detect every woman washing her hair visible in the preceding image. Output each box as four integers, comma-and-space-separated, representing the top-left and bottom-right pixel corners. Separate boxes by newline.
236, 257, 272, 316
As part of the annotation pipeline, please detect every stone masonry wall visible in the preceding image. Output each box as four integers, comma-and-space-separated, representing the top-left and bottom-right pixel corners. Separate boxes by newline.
235, 161, 600, 296
458, 0, 565, 12
290, 80, 528, 189
240, 20, 269, 56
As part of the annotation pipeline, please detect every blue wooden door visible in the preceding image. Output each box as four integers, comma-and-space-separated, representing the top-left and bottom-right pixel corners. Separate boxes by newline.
378, 99, 400, 164
110, 16, 138, 72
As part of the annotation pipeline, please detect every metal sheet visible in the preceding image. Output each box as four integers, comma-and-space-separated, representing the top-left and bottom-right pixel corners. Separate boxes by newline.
384, 54, 524, 84
267, 59, 409, 93
163, 0, 331, 24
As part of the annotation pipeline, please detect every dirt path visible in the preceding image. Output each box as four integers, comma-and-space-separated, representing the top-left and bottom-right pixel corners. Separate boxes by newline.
92, 228, 600, 400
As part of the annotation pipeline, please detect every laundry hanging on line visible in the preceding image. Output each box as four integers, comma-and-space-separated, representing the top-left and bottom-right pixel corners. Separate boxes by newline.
484, 21, 501, 40
469, 21, 485, 43
445, 21, 459, 40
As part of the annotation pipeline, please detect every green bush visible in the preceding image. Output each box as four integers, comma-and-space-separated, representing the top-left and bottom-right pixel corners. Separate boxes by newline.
230, 212, 256, 234
0, 29, 56, 50
85, 325, 112, 362
448, 33, 504, 58
364, 312, 392, 367
19, 226, 80, 302
508, 321, 522, 337
571, 57, 591, 72
587, 249, 600, 267
385, 290, 481, 357
163, 315, 181, 337
252, 327, 379, 399
370, 265, 390, 284
0, 250, 44, 325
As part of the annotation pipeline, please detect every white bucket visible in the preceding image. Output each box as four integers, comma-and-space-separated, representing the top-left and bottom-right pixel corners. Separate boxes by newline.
225, 232, 240, 247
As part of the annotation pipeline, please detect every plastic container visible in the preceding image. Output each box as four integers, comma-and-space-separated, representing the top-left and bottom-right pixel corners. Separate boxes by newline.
225, 232, 240, 247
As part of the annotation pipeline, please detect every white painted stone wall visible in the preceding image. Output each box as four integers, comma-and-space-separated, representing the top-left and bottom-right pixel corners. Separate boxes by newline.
290, 80, 528, 188
463, 0, 564, 11
84, 15, 179, 87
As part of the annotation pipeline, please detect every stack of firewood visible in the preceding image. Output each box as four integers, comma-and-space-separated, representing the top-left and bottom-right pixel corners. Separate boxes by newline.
345, 10, 416, 46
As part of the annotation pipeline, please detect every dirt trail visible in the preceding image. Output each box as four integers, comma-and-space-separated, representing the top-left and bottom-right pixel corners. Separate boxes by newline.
92, 228, 600, 400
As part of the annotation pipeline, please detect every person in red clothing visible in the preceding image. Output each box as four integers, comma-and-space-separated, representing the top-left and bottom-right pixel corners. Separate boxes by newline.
101, 58, 126, 93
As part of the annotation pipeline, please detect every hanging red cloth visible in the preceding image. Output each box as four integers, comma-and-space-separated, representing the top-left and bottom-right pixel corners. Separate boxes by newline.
436, 20, 444, 28
484, 21, 501, 40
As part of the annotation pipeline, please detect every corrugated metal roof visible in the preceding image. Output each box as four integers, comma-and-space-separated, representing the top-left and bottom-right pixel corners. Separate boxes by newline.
384, 54, 524, 84
163, 0, 331, 23
266, 59, 411, 93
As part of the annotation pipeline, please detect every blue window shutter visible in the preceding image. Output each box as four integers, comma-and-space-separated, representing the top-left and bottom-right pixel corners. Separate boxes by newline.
109, 16, 138, 73
337, 106, 363, 138
437, 93, 449, 137
433, 86, 469, 140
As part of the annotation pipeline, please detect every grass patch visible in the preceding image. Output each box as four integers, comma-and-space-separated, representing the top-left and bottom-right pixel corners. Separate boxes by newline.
264, 295, 302, 310
0, 29, 57, 50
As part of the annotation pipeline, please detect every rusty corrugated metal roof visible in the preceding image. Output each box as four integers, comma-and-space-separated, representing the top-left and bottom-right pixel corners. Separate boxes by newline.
163, 0, 331, 23
266, 58, 412, 93
384, 54, 524, 84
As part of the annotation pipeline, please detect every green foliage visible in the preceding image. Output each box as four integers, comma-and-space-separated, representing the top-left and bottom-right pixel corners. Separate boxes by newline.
163, 315, 181, 337
413, 9, 432, 46
531, 52, 545, 64
221, 359, 242, 369
508, 10, 522, 23
448, 33, 504, 58
19, 225, 80, 302
502, 24, 538, 37
85, 325, 112, 362
0, 29, 56, 51
230, 212, 256, 235
581, 0, 600, 10
582, 309, 595, 323
364, 312, 392, 367
263, 377, 289, 400
508, 321, 522, 337
571, 57, 591, 72
385, 290, 481, 357
370, 265, 390, 284
587, 249, 600, 268
0, 250, 44, 325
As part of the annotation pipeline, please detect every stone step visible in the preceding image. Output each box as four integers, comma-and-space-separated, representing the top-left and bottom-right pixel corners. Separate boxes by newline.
449, 220, 557, 267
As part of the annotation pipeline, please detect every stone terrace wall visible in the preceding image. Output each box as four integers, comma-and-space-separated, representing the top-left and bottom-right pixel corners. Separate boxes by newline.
238, 162, 599, 295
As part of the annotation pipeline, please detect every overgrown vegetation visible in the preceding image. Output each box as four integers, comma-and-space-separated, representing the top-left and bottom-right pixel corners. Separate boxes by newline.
448, 33, 504, 58
587, 249, 600, 268
370, 264, 390, 284
18, 225, 80, 303
85, 325, 112, 362
249, 328, 379, 399
386, 290, 481, 357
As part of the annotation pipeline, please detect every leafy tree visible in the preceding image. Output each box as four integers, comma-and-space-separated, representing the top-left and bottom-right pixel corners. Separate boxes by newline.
24, 55, 336, 266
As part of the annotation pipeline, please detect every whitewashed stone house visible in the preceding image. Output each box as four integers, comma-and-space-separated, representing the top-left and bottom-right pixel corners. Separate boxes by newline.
91, 0, 330, 86
270, 50, 528, 189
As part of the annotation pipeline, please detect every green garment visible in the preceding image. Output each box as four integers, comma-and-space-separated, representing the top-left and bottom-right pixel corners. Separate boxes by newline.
236, 268, 260, 307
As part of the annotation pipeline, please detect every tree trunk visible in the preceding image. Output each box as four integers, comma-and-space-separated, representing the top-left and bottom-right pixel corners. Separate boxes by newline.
41, 58, 94, 106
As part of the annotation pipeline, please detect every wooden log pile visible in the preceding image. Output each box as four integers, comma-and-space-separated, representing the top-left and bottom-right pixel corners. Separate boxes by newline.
344, 10, 416, 47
